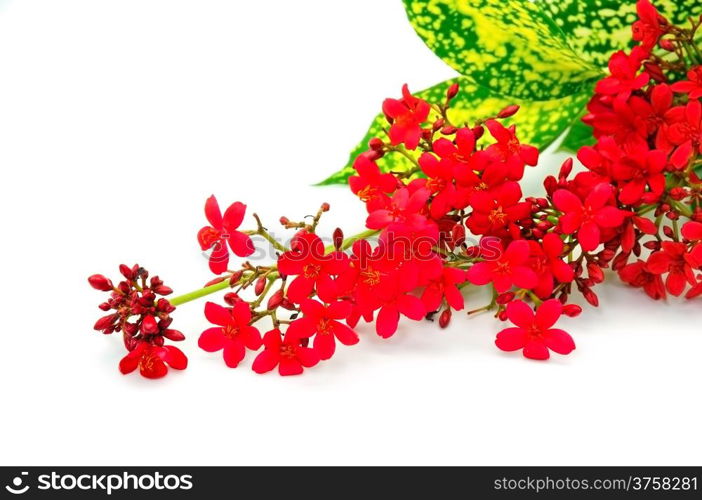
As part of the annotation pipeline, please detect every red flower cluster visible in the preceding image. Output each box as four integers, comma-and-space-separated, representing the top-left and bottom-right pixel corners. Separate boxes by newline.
577, 0, 702, 300
89, 265, 187, 378
88, 0, 702, 378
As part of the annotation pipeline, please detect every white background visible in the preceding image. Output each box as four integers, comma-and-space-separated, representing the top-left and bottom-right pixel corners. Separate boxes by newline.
0, 0, 699, 466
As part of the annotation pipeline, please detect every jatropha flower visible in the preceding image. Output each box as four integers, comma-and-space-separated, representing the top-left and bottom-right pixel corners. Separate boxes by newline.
286, 299, 359, 360
198, 301, 262, 367
495, 299, 575, 360
252, 329, 320, 376
119, 342, 187, 379
89, 264, 187, 378
382, 84, 430, 150
198, 195, 254, 274
466, 239, 537, 293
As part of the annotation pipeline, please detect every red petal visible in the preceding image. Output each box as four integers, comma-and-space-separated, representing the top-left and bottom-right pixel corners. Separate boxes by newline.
397, 294, 426, 320
204, 302, 231, 326
222, 201, 246, 230
682, 221, 702, 241
252, 350, 278, 374
204, 195, 222, 229
553, 189, 582, 213
376, 304, 400, 338
544, 329, 575, 355
495, 327, 526, 351
279, 358, 304, 376
222, 339, 246, 368
313, 333, 336, 360
534, 299, 562, 329
198, 327, 225, 352
331, 321, 359, 345
506, 300, 534, 329
522, 340, 550, 360
163, 346, 188, 370
578, 221, 601, 251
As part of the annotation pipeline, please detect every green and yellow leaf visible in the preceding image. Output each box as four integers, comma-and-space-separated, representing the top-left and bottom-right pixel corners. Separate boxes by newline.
401, 0, 602, 101
317, 78, 589, 185
558, 119, 596, 154
537, 0, 702, 68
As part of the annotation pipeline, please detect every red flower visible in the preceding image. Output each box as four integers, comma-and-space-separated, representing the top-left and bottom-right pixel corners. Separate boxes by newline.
671, 65, 702, 99
286, 299, 359, 360
595, 47, 649, 99
374, 271, 427, 338
382, 84, 430, 150
632, 0, 665, 51
619, 259, 666, 300
484, 119, 538, 180
495, 299, 575, 360
417, 150, 458, 219
610, 145, 667, 205
421, 266, 467, 312
645, 242, 697, 296
666, 100, 702, 169
366, 186, 431, 233
119, 341, 187, 379
277, 231, 349, 303
349, 154, 397, 210
198, 301, 262, 368
466, 181, 531, 237
466, 239, 538, 293
529, 233, 575, 298
197, 196, 254, 274
682, 221, 702, 267
628, 84, 673, 146
252, 329, 320, 376
553, 183, 631, 251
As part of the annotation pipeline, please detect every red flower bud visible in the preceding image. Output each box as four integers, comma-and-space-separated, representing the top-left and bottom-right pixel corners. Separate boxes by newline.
368, 137, 384, 150
496, 292, 515, 305
471, 126, 484, 140
612, 251, 630, 271
88, 274, 113, 291
94, 314, 117, 332
204, 276, 225, 287
279, 216, 290, 226
562, 304, 582, 317
587, 262, 605, 284
153, 285, 173, 295
659, 39, 675, 51
446, 83, 459, 100
440, 125, 457, 135
439, 309, 452, 328
333, 227, 344, 251
558, 158, 573, 179
497, 104, 519, 118
224, 292, 241, 305
141, 315, 159, 335
267, 289, 284, 310
255, 276, 267, 296
451, 223, 466, 246
229, 270, 244, 286
582, 288, 599, 307
163, 329, 185, 341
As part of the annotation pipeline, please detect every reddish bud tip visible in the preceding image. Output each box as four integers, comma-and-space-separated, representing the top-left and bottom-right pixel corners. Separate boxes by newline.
368, 137, 384, 150
496, 292, 515, 305
439, 309, 452, 328
497, 104, 519, 119
558, 158, 573, 179
88, 274, 113, 291
321, 203, 330, 212
255, 277, 266, 296
562, 304, 582, 317
333, 227, 344, 251
141, 315, 159, 335
446, 83, 459, 100
267, 289, 284, 310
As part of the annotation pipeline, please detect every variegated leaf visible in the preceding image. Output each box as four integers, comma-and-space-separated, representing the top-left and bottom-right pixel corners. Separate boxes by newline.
538, 0, 702, 67
317, 78, 589, 185
401, 0, 602, 100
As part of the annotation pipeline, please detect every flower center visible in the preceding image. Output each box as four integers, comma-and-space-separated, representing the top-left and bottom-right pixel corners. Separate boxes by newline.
488, 206, 506, 224
426, 177, 446, 193
357, 185, 378, 202
317, 318, 334, 335
280, 345, 296, 359
494, 261, 511, 275
200, 227, 221, 247
223, 324, 240, 340
138, 352, 157, 372
303, 263, 321, 279
361, 267, 381, 286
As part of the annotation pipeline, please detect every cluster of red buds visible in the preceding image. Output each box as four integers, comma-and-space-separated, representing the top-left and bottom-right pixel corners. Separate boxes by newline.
89, 265, 187, 378
577, 0, 702, 299
89, 0, 702, 378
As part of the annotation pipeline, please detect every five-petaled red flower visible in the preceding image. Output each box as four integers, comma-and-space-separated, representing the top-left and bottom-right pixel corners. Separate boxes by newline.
252, 329, 320, 376
119, 341, 187, 379
467, 239, 538, 293
198, 301, 262, 367
553, 183, 631, 252
286, 299, 359, 360
484, 119, 538, 180
495, 299, 575, 360
671, 66, 702, 100
198, 196, 254, 274
381, 84, 430, 150
277, 231, 349, 303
